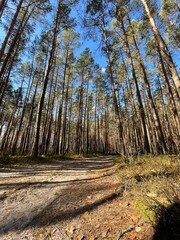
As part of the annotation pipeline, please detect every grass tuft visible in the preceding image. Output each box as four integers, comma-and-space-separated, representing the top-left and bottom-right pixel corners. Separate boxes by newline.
116, 154, 180, 229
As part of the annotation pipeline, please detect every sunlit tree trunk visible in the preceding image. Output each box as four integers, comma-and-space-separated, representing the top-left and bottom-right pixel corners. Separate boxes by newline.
31, 1, 61, 156
0, 3, 35, 80
11, 69, 34, 155
102, 12, 126, 155
61, 69, 71, 154
1, 80, 24, 152
0, 0, 7, 18
140, 0, 180, 94
55, 51, 69, 154
129, 18, 168, 153
156, 45, 180, 136
116, 9, 151, 153
0, 0, 24, 61
76, 79, 84, 154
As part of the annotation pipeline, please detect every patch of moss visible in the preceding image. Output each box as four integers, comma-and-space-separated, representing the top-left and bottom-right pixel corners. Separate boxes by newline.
135, 199, 156, 223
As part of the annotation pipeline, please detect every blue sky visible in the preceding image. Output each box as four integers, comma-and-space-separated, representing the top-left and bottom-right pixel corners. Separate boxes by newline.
69, 0, 107, 69
0, 0, 106, 68
0, 0, 179, 73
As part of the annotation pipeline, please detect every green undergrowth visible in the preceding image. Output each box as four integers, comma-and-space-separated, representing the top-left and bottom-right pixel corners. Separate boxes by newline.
0, 152, 106, 165
116, 154, 180, 225
0, 154, 51, 165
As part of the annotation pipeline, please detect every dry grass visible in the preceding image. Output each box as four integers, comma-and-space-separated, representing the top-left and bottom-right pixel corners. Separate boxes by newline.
116, 155, 180, 225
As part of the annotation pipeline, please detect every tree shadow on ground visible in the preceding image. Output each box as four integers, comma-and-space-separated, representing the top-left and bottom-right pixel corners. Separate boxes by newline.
0, 155, 120, 235
29, 185, 123, 228
0, 172, 114, 190
153, 202, 180, 240
0, 180, 121, 234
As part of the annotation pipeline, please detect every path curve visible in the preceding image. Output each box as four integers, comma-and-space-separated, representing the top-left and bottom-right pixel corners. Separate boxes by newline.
0, 155, 121, 240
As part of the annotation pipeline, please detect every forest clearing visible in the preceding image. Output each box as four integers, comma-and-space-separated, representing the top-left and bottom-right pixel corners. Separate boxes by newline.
0, 0, 180, 239
0, 154, 179, 239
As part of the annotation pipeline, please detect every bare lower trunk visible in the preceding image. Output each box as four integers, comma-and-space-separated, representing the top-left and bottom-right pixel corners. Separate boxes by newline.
117, 10, 150, 153
31, 1, 61, 156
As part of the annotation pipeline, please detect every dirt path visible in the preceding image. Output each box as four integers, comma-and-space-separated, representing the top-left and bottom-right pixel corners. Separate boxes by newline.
0, 156, 152, 240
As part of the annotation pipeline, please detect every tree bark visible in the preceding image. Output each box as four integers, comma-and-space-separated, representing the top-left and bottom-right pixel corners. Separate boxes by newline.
102, 11, 126, 155
140, 0, 180, 94
117, 10, 151, 153
0, 0, 24, 61
31, 1, 61, 156
128, 17, 168, 153
0, 0, 7, 18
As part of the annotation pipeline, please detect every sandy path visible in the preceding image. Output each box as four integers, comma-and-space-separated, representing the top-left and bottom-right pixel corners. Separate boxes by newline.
0, 156, 119, 240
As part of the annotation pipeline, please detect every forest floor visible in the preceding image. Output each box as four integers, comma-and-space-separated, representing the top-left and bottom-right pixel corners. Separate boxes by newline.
0, 155, 179, 240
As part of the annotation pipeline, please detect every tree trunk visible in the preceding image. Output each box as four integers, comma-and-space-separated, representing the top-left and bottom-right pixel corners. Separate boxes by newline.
55, 50, 69, 154
76, 79, 84, 154
0, 0, 24, 61
156, 45, 180, 136
117, 10, 151, 153
0, 2, 35, 93
61, 69, 71, 154
140, 0, 180, 94
129, 17, 168, 153
102, 12, 126, 155
31, 1, 61, 156
11, 69, 33, 155
1, 81, 24, 152
0, 0, 7, 18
